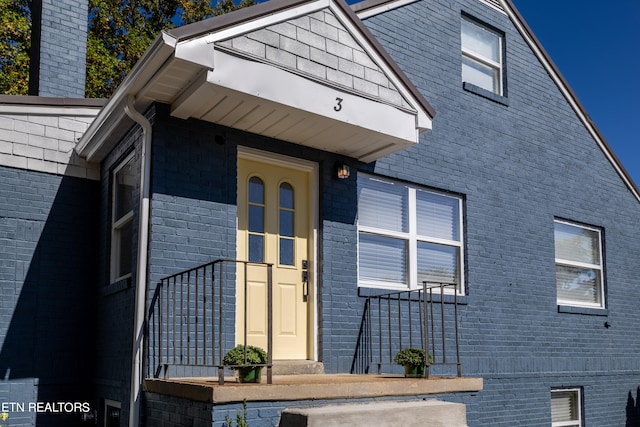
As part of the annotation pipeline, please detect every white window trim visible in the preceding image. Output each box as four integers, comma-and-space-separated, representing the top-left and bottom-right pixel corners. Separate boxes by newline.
554, 219, 605, 309
357, 174, 465, 293
110, 153, 135, 283
462, 16, 504, 96
551, 387, 582, 427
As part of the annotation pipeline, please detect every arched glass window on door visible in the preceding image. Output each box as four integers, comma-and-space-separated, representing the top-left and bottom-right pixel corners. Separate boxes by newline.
279, 182, 295, 266
248, 176, 265, 263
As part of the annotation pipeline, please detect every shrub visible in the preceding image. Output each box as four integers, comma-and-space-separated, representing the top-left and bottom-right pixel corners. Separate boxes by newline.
394, 348, 432, 367
223, 345, 268, 367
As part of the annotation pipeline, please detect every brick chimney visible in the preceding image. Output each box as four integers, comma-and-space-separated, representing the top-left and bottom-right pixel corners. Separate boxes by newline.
29, 0, 88, 97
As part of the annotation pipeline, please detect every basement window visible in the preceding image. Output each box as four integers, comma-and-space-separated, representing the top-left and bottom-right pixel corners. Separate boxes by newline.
551, 388, 582, 427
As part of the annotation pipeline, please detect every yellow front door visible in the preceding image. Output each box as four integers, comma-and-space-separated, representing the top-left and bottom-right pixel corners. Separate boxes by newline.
237, 156, 312, 360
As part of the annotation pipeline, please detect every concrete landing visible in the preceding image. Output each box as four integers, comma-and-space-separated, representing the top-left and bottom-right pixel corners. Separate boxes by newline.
279, 399, 468, 427
144, 374, 482, 404
273, 360, 324, 375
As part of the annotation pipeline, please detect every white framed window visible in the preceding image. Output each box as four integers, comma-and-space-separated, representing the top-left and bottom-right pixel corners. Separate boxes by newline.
554, 220, 604, 308
357, 174, 464, 292
111, 153, 135, 282
461, 16, 504, 95
551, 388, 582, 427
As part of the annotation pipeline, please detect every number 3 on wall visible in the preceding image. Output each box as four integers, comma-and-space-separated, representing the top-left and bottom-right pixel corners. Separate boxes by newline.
334, 97, 343, 112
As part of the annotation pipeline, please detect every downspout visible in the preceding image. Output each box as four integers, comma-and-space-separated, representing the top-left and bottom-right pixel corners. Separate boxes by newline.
124, 95, 152, 427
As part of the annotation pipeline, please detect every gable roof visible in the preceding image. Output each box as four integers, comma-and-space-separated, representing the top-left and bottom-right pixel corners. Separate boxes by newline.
76, 0, 435, 164
353, 0, 640, 202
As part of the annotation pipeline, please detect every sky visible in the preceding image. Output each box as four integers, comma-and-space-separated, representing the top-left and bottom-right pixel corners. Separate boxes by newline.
344, 0, 639, 186
506, 1, 640, 186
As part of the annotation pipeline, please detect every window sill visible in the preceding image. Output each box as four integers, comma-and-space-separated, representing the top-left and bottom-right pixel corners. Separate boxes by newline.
463, 82, 509, 106
103, 276, 132, 296
558, 305, 607, 316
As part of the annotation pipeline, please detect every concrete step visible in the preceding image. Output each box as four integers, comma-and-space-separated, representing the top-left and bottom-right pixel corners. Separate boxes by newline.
279, 399, 468, 427
272, 360, 324, 375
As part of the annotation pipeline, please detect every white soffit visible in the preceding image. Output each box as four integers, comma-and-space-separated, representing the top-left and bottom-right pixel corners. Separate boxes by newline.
172, 51, 417, 161
169, 0, 432, 162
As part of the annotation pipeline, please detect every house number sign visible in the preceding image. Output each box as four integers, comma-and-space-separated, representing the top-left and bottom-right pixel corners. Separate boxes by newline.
334, 97, 343, 112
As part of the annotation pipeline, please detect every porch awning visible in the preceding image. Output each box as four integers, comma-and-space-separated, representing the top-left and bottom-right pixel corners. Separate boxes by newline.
77, 0, 435, 163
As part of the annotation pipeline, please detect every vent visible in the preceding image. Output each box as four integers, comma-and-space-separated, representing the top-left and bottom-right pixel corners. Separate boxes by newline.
479, 0, 506, 14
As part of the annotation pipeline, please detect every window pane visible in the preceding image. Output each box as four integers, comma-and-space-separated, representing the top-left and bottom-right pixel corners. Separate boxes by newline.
280, 238, 294, 266
359, 233, 407, 285
117, 221, 132, 277
358, 176, 408, 232
279, 182, 295, 265
248, 176, 265, 263
248, 234, 264, 263
462, 56, 498, 93
279, 182, 294, 237
554, 222, 600, 265
249, 177, 264, 204
248, 176, 265, 236
556, 264, 601, 305
462, 18, 499, 62
551, 390, 579, 423
280, 183, 294, 209
417, 242, 458, 285
416, 190, 459, 241
280, 210, 294, 237
114, 158, 135, 221
248, 205, 264, 233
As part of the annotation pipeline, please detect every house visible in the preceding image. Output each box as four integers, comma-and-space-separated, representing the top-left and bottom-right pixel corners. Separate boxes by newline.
2, 0, 640, 425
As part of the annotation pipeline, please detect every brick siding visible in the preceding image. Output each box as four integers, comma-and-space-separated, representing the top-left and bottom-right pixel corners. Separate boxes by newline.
217, 8, 411, 110
35, 0, 88, 97
0, 102, 100, 179
0, 167, 99, 426
145, 0, 640, 425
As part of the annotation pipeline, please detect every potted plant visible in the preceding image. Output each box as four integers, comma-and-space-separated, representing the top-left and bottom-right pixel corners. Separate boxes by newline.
223, 344, 268, 383
394, 347, 432, 378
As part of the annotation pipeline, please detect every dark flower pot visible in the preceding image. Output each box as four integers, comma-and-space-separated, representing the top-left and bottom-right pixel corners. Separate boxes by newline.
238, 366, 262, 383
403, 364, 424, 378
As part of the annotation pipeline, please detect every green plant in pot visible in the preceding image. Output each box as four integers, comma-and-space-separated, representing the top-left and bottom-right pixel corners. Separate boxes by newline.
394, 347, 433, 378
223, 344, 268, 383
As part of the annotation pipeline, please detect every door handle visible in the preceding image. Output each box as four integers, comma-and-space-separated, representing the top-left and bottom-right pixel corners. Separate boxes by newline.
302, 268, 309, 302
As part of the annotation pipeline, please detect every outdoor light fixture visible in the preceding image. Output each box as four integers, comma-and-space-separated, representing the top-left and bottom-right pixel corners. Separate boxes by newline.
337, 163, 350, 179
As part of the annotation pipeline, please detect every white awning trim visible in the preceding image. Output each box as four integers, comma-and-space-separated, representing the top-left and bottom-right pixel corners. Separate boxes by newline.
76, 0, 434, 164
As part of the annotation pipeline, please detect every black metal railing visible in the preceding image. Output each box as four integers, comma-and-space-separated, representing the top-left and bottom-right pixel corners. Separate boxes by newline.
355, 282, 461, 378
146, 259, 273, 384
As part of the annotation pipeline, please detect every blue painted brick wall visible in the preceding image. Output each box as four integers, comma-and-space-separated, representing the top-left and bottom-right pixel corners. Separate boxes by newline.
357, 0, 640, 425
93, 116, 148, 426
127, 1, 640, 425
145, 392, 213, 427
36, 0, 88, 97
0, 166, 99, 426
147, 105, 357, 374
137, 6, 640, 414
150, 108, 239, 281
